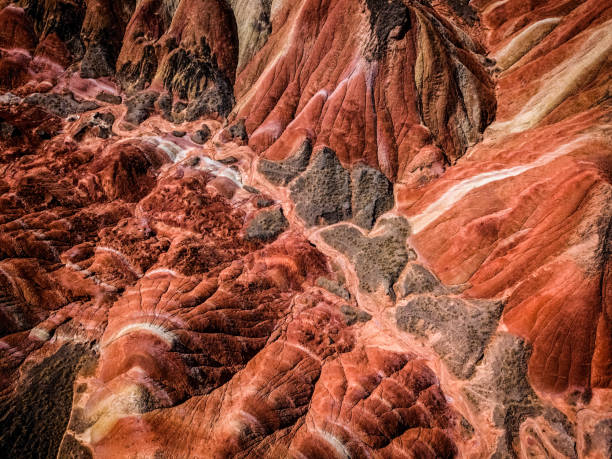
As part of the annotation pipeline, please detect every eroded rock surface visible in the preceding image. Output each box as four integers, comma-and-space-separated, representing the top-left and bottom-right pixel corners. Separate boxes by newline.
0, 0, 610, 457
290, 147, 352, 227
397, 295, 503, 378
258, 139, 312, 186
350, 164, 394, 229
321, 217, 413, 295
245, 207, 288, 242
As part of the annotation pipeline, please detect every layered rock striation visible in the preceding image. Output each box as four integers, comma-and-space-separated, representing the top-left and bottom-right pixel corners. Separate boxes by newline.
0, 0, 610, 457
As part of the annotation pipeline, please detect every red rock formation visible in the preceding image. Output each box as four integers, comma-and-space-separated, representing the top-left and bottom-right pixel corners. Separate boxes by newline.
235, 0, 495, 180
401, 0, 612, 398
0, 5, 36, 51
0, 0, 611, 458
117, 0, 238, 120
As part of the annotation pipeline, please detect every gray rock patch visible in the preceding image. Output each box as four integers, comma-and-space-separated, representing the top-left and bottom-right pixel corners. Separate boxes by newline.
245, 208, 289, 242
80, 44, 114, 79
290, 147, 352, 226
321, 217, 412, 295
0, 93, 22, 106
190, 125, 212, 144
228, 119, 248, 142
316, 277, 350, 300
184, 85, 234, 121
74, 112, 115, 140
258, 139, 312, 186
396, 295, 503, 378
95, 92, 122, 105
263, 145, 395, 230
243, 185, 260, 194
0, 121, 19, 141
256, 198, 275, 208
217, 156, 238, 165
584, 419, 612, 458
24, 92, 99, 118
395, 262, 445, 298
464, 333, 541, 458
124, 91, 159, 125
340, 304, 372, 326
351, 164, 394, 229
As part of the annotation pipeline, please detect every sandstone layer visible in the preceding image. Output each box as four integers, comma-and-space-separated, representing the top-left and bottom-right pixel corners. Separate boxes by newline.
0, 0, 610, 458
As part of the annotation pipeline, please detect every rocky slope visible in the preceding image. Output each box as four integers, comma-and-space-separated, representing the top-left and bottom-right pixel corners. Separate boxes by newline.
0, 0, 610, 457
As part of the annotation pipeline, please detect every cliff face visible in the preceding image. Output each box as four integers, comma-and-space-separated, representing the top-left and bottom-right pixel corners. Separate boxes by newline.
0, 0, 610, 457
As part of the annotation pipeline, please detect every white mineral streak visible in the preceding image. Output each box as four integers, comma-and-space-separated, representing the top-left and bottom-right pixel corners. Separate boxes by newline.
317, 430, 351, 459
144, 136, 188, 162
96, 246, 142, 277
143, 136, 243, 186
29, 327, 51, 341
106, 322, 177, 346
408, 136, 590, 234
198, 156, 243, 187
145, 268, 178, 277
494, 17, 561, 70
489, 20, 612, 134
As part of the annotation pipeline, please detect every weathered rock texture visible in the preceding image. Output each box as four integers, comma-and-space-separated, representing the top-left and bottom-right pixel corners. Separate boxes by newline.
0, 0, 611, 458
236, 0, 495, 180
321, 217, 413, 295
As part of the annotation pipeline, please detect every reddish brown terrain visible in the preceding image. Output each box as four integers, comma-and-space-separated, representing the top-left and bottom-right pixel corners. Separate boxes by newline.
0, 0, 610, 457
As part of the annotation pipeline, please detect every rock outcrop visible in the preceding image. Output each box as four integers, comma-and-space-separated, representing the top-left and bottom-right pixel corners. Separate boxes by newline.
116, 0, 238, 119
0, 0, 610, 458
236, 0, 495, 180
